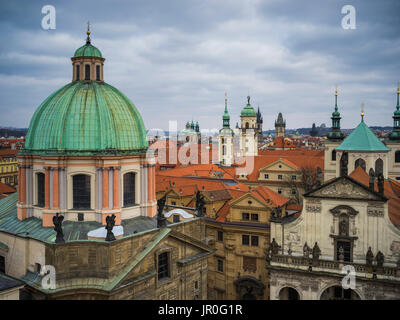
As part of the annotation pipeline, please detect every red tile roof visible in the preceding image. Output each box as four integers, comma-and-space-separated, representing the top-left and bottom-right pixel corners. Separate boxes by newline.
0, 182, 16, 195
349, 166, 400, 227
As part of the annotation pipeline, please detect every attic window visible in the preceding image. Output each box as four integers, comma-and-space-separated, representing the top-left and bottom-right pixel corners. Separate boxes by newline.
248, 200, 252, 205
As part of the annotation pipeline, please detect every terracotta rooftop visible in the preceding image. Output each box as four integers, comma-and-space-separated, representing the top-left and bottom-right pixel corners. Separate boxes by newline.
349, 166, 400, 227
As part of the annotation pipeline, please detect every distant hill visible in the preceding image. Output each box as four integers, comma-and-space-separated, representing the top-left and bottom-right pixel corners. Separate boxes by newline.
0, 127, 28, 138
262, 126, 393, 137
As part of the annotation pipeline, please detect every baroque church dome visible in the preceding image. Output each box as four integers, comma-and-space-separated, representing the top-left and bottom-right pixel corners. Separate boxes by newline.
23, 30, 148, 156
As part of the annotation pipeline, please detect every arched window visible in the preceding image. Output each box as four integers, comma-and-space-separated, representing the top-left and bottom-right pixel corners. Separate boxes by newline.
73, 174, 91, 209
395, 151, 400, 163
96, 65, 100, 81
354, 158, 366, 171
245, 122, 249, 129
222, 145, 226, 156
375, 158, 383, 177
123, 172, 136, 207
37, 172, 45, 207
76, 65, 80, 81
85, 64, 90, 80
331, 150, 336, 161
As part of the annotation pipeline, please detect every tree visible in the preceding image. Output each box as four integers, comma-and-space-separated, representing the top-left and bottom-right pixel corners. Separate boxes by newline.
283, 165, 323, 204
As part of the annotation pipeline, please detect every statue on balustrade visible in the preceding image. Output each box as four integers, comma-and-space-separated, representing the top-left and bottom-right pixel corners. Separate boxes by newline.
366, 247, 374, 266
312, 242, 321, 261
376, 251, 385, 267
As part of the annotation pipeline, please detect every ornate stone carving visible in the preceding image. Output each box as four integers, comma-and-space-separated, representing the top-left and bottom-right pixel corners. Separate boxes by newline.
306, 199, 321, 213
390, 241, 400, 256
315, 179, 379, 200
367, 205, 384, 217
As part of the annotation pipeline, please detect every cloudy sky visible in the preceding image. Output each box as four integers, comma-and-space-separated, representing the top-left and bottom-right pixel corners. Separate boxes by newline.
0, 0, 399, 132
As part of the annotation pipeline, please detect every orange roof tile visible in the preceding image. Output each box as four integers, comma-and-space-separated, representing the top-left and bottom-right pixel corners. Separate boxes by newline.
349, 166, 400, 227
0, 182, 16, 195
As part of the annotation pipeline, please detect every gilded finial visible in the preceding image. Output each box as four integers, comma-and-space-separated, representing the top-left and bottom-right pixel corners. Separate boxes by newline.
361, 103, 365, 120
86, 21, 91, 44
335, 84, 338, 96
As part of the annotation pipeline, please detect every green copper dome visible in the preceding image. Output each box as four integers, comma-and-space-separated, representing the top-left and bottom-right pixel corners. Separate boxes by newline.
336, 118, 389, 152
23, 81, 148, 155
73, 43, 102, 58
241, 96, 257, 117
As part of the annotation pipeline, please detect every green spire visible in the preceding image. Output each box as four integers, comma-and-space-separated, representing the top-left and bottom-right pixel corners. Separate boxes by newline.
389, 84, 400, 141
223, 92, 230, 128
327, 86, 345, 141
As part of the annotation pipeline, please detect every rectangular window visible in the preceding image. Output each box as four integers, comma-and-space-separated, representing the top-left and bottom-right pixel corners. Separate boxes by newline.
242, 235, 250, 245
251, 236, 259, 246
242, 212, 250, 221
291, 175, 297, 181
217, 259, 223, 272
76, 65, 80, 80
291, 188, 297, 195
173, 215, 180, 223
158, 252, 169, 280
85, 64, 90, 80
35, 263, 41, 273
0, 256, 5, 273
171, 201, 176, 205
336, 240, 351, 262
251, 214, 258, 221
123, 172, 136, 207
37, 173, 45, 207
73, 174, 91, 209
77, 213, 84, 222
264, 174, 269, 179
96, 65, 100, 81
217, 231, 223, 242
278, 175, 283, 180
243, 256, 257, 272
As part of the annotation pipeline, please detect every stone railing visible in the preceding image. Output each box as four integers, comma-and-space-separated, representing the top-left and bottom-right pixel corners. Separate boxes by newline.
269, 254, 400, 278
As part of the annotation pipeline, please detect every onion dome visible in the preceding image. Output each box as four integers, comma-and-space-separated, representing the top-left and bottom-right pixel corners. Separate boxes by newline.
21, 27, 148, 156
241, 96, 257, 117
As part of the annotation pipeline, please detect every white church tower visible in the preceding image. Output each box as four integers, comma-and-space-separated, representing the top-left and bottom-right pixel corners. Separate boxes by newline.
218, 93, 234, 166
239, 96, 258, 157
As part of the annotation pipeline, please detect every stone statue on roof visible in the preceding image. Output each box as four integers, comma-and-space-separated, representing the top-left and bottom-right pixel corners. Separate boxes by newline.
105, 214, 116, 241
157, 194, 167, 228
195, 190, 206, 217
53, 212, 65, 244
